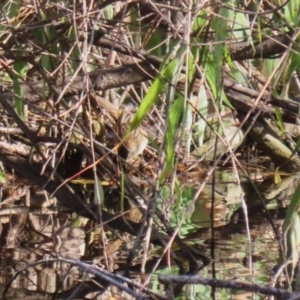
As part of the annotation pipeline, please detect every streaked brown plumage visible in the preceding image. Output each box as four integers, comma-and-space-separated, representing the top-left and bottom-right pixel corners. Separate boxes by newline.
119, 107, 148, 161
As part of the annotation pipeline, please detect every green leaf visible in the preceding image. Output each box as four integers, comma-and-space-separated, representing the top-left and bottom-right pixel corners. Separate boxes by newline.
284, 0, 299, 24
193, 10, 208, 32
13, 60, 26, 119
160, 95, 184, 183
68, 26, 81, 72
264, 58, 280, 78
275, 106, 284, 131
282, 184, 300, 238
159, 40, 182, 71
274, 168, 281, 184
221, 92, 233, 109
281, 211, 300, 279
205, 53, 234, 110
104, 4, 113, 19
188, 46, 199, 81
232, 11, 251, 40
0, 170, 6, 184
94, 175, 104, 206
183, 48, 199, 155
205, 55, 217, 99
144, 30, 166, 57
166, 44, 186, 129
194, 85, 208, 147
127, 58, 180, 133
212, 7, 228, 94
7, 0, 21, 20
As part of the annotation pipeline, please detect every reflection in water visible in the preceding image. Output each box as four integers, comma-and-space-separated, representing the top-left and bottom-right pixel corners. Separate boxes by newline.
191, 181, 243, 228
0, 172, 298, 299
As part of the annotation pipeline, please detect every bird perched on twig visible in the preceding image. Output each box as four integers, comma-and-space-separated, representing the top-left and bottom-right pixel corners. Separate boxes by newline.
119, 105, 148, 161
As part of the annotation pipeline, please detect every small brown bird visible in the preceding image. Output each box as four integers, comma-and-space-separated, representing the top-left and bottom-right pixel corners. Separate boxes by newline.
119, 106, 148, 161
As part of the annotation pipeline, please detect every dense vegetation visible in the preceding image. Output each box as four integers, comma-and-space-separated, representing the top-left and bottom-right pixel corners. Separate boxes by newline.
1, 0, 300, 298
